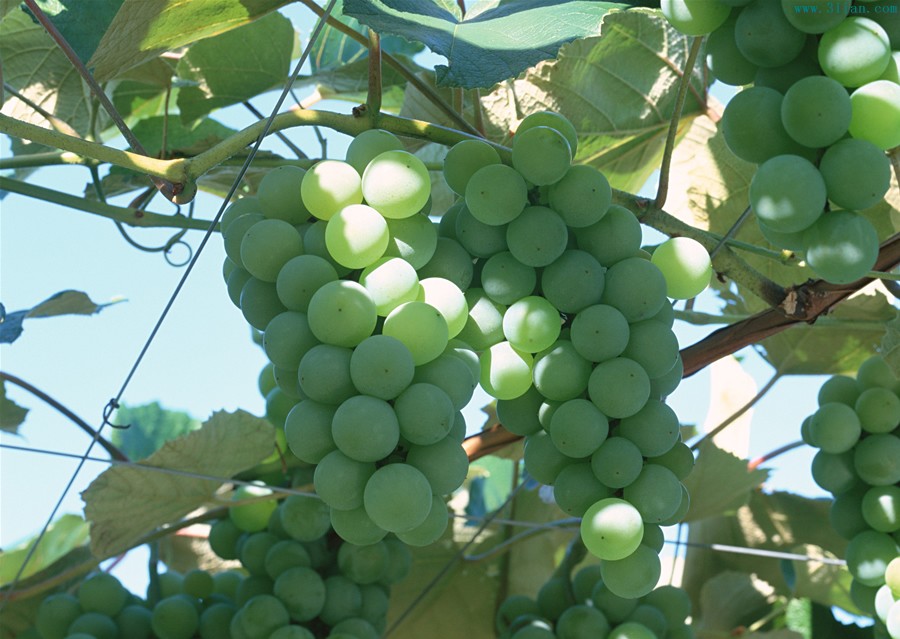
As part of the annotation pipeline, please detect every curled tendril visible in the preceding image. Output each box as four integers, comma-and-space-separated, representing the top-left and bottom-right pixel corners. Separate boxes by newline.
113, 190, 196, 267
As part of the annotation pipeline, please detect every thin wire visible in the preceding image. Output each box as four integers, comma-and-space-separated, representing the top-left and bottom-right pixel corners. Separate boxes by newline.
0, 0, 340, 605
665, 539, 847, 566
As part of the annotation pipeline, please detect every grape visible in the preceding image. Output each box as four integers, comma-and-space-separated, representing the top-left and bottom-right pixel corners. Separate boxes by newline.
524, 431, 575, 484
518, 110, 579, 154
445, 340, 482, 386
394, 382, 455, 445
284, 400, 337, 463
361, 150, 431, 219
235, 575, 274, 607
331, 505, 389, 546
348, 335, 414, 401
417, 237, 474, 291
846, 530, 900, 586
533, 340, 592, 401
750, 155, 826, 233
313, 450, 375, 510
414, 354, 476, 410
303, 220, 351, 276
263, 311, 318, 370
600, 545, 662, 599
396, 494, 450, 546
549, 398, 609, 458
230, 483, 277, 533
849, 80, 900, 150
226, 267, 253, 307
575, 205, 642, 266
77, 572, 128, 616
570, 304, 630, 362
644, 585, 693, 627
623, 464, 683, 523
319, 576, 362, 626
68, 612, 118, 639
855, 434, 900, 486
548, 164, 611, 228
858, 355, 900, 391
443, 139, 502, 195
600, 257, 668, 322
346, 129, 403, 175
462, 166, 528, 230
706, 15, 759, 86
819, 138, 892, 211
619, 399, 680, 458
819, 374, 862, 406
754, 34, 823, 93
273, 364, 302, 399
721, 87, 808, 163
553, 462, 614, 516
540, 250, 605, 314
364, 463, 433, 532
887, 557, 900, 596
862, 485, 900, 532
622, 319, 679, 379
608, 621, 657, 639
458, 288, 507, 350
650, 237, 712, 300
572, 565, 605, 605
588, 357, 651, 419
512, 125, 572, 185
156, 571, 185, 598
497, 387, 544, 436
626, 605, 668, 639
780, 0, 849, 33
221, 196, 261, 233
224, 212, 265, 266
359, 257, 420, 316
240, 531, 279, 576
384, 213, 438, 269
803, 210, 879, 285
325, 204, 389, 269
877, 584, 897, 623
856, 387, 900, 434
481, 251, 537, 306
831, 486, 871, 539
581, 497, 643, 560
406, 436, 469, 494
735, 0, 807, 67
650, 353, 684, 399
332, 618, 379, 639
641, 524, 667, 553
237, 594, 289, 639
480, 341, 535, 400
151, 596, 200, 639
811, 450, 859, 495
257, 165, 309, 225
332, 395, 400, 462
418, 277, 470, 339
265, 386, 296, 428
264, 540, 313, 579
118, 604, 154, 639
240, 219, 303, 282
298, 344, 355, 405
268, 626, 315, 639
758, 220, 807, 252
819, 18, 891, 87
506, 206, 569, 267
301, 160, 363, 221
36, 593, 82, 639
538, 577, 575, 621
307, 280, 377, 348
648, 441, 694, 481
279, 494, 330, 542
882, 50, 900, 82
337, 541, 389, 584
591, 437, 644, 488
502, 296, 561, 353
182, 569, 213, 599
809, 402, 862, 453
781, 75, 852, 148
382, 301, 449, 365
497, 596, 541, 634
660, 0, 730, 35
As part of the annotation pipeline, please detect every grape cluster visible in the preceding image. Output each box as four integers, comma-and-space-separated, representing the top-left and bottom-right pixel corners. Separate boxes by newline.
662, 0, 898, 285
496, 563, 695, 639
800, 354, 900, 636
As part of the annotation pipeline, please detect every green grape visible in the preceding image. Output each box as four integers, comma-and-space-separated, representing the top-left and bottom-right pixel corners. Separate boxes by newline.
235, 594, 289, 639
512, 125, 572, 186
36, 593, 82, 639
809, 402, 862, 453
313, 450, 376, 510
156, 571, 185, 598
553, 462, 614, 516
458, 289, 507, 350
337, 541, 389, 585
68, 612, 118, 639
240, 531, 279, 576
846, 530, 900, 586
497, 387, 544, 436
877, 584, 897, 624
151, 596, 199, 639
533, 340, 592, 401
588, 357, 651, 419
619, 399, 680, 458
571, 565, 604, 604
862, 485, 900, 532
226, 267, 253, 307
455, 203, 509, 257
735, 0, 807, 67
819, 138, 892, 211
331, 618, 379, 639
601, 545, 662, 599
182, 569, 214, 599
240, 277, 287, 331
506, 206, 569, 267
221, 196, 261, 233
622, 320, 680, 379
301, 160, 363, 221
437, 199, 463, 239
754, 34, 823, 93
661, 0, 730, 35
278, 495, 330, 542
349, 335, 415, 400
358, 257, 419, 316
234, 574, 273, 608
361, 150, 431, 219
524, 431, 576, 484
575, 205, 642, 266
591, 436, 645, 488
883, 49, 900, 82
394, 382, 455, 445
858, 354, 900, 391
363, 463, 433, 532
804, 210, 879, 284
623, 464, 683, 523
230, 483, 277, 533
644, 585, 693, 626
262, 312, 318, 370
581, 498, 644, 560
480, 341, 535, 400
346, 129, 403, 175
331, 505, 389, 546
406, 436, 469, 495
383, 301, 450, 366
417, 237, 474, 291
547, 164, 611, 228
549, 398, 609, 458
537, 576, 574, 621
324, 204, 389, 269
648, 441, 694, 481
570, 304, 630, 362
307, 280, 377, 348
443, 139, 502, 195
303, 220, 351, 276
758, 220, 807, 252
855, 434, 900, 486
831, 485, 871, 539
626, 604, 668, 639
264, 540, 312, 580
540, 250, 605, 314
650, 237, 712, 300
600, 257, 668, 322
298, 344, 355, 404
481, 252, 537, 306
332, 395, 400, 462
384, 213, 438, 269
650, 353, 684, 399
284, 399, 337, 463
641, 523, 666, 552
857, 387, 900, 434
887, 600, 900, 639
721, 87, 808, 163
780, 0, 849, 33
396, 494, 450, 546
590, 582, 639, 623
273, 365, 303, 399
413, 354, 476, 410
275, 255, 338, 313
223, 256, 238, 282
819, 374, 862, 406
781, 75, 852, 148
268, 625, 315, 639
257, 165, 309, 225
706, 15, 759, 86
819, 18, 891, 87
359, 583, 390, 628
811, 450, 859, 495
381, 537, 414, 584
518, 110, 579, 154
77, 572, 128, 616
417, 277, 469, 340
887, 557, 900, 596
750, 155, 826, 233
608, 621, 658, 639
449, 410, 467, 442
117, 604, 153, 639
496, 596, 541, 635
223, 212, 265, 267
502, 296, 561, 353
511, 620, 556, 639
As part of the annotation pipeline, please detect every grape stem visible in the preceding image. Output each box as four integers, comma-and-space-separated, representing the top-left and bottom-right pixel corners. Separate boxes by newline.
367, 29, 383, 117
747, 440, 804, 471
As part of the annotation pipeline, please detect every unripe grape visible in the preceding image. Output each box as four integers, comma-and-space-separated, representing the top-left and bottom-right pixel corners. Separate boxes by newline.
651, 237, 712, 300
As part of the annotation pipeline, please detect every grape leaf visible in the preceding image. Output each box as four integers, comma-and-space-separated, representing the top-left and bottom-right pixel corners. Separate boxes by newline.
0, 514, 90, 586
788, 544, 856, 615
82, 410, 275, 559
110, 402, 201, 460
27, 0, 123, 63
343, 0, 625, 89
0, 290, 122, 344
87, 0, 293, 82
0, 380, 28, 435
693, 571, 777, 637
681, 440, 768, 522
880, 314, 900, 378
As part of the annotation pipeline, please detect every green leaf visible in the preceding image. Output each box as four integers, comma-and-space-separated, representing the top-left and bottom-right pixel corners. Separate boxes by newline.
111, 59, 176, 122
0, 9, 92, 135
682, 440, 769, 522
344, 0, 626, 89
82, 410, 275, 559
109, 402, 201, 460
131, 115, 238, 159
0, 290, 122, 344
0, 380, 28, 435
296, 55, 421, 111
880, 314, 900, 378
0, 0, 18, 21
175, 12, 294, 123
30, 0, 123, 63
0, 514, 90, 586
693, 571, 776, 637
789, 544, 857, 615
87, 0, 292, 82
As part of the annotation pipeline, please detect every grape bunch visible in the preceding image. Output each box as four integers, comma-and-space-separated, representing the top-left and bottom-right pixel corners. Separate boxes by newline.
496, 563, 695, 639
800, 354, 900, 636
661, 0, 898, 285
